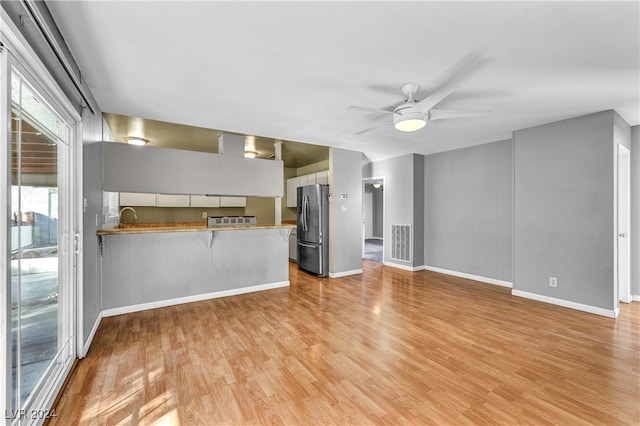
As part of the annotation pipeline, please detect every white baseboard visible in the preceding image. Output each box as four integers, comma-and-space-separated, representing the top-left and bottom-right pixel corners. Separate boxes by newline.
423, 265, 513, 288
632, 295, 640, 302
81, 311, 103, 358
383, 261, 424, 272
512, 289, 617, 318
102, 281, 290, 317
329, 269, 363, 278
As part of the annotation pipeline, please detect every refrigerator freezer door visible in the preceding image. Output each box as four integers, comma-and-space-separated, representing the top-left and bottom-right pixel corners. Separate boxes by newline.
297, 241, 323, 276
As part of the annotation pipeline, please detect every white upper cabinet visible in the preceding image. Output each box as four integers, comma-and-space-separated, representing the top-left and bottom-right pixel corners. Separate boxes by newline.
156, 194, 190, 207
190, 195, 220, 208
286, 177, 299, 208
297, 174, 309, 187
315, 170, 329, 185
286, 170, 329, 208
120, 192, 157, 206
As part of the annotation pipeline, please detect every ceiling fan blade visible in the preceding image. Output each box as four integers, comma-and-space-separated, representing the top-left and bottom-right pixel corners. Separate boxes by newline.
348, 105, 390, 114
429, 109, 489, 120
431, 50, 488, 90
414, 86, 456, 114
355, 120, 392, 135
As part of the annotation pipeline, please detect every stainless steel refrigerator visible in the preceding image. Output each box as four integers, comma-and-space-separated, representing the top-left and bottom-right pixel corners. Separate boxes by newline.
297, 184, 329, 277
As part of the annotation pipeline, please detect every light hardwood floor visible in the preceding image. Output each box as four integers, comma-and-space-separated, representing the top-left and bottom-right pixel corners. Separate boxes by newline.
51, 261, 639, 425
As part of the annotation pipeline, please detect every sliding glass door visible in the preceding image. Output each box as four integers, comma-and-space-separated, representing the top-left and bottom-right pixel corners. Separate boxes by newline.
1, 40, 78, 422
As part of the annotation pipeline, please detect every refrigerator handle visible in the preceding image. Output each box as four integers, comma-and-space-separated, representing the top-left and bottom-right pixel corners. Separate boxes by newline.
304, 195, 309, 231
302, 195, 307, 232
318, 197, 322, 244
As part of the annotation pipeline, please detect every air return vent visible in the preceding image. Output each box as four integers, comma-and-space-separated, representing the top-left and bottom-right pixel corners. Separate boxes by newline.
390, 224, 412, 262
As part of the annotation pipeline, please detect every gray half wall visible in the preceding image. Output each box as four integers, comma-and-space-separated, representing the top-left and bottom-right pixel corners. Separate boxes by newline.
513, 110, 617, 310
424, 139, 513, 282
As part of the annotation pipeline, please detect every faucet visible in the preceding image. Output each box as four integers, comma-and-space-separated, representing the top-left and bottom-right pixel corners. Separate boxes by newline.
119, 206, 138, 228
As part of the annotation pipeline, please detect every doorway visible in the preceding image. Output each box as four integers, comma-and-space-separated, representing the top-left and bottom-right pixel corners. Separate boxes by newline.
1, 39, 78, 418
617, 144, 631, 304
362, 178, 384, 263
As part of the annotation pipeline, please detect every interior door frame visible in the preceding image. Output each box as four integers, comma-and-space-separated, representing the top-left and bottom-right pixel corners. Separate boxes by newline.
616, 143, 631, 304
1, 13, 83, 419
362, 176, 385, 262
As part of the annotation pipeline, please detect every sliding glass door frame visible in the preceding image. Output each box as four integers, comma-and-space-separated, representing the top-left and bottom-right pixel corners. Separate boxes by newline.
1, 14, 82, 423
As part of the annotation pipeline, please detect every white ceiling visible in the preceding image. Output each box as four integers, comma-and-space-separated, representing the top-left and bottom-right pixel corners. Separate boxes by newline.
48, 1, 639, 162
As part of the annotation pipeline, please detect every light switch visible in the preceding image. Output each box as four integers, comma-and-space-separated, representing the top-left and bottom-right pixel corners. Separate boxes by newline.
341, 205, 347, 213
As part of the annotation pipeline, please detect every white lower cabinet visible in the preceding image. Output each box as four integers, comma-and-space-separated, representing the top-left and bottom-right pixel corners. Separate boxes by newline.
120, 193, 246, 208
190, 195, 220, 207
157, 194, 191, 207
219, 196, 246, 207
120, 192, 157, 206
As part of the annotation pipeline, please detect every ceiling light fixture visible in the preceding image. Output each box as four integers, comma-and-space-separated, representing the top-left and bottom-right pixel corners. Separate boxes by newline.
244, 150, 258, 158
373, 182, 381, 189
124, 136, 148, 146
393, 110, 426, 132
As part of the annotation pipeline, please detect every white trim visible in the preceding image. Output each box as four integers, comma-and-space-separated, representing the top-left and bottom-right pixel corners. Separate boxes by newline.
383, 261, 424, 272
362, 176, 385, 263
424, 265, 513, 288
40, 355, 75, 421
81, 311, 103, 358
632, 295, 640, 302
512, 290, 618, 318
102, 281, 290, 317
329, 269, 363, 278
0, 32, 10, 420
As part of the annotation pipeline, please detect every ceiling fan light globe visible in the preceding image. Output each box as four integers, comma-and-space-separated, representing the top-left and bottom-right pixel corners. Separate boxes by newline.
394, 114, 427, 132
393, 107, 427, 132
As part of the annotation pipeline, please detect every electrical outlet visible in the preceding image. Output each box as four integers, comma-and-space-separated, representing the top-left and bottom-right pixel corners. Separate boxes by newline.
549, 277, 558, 287
202, 211, 207, 219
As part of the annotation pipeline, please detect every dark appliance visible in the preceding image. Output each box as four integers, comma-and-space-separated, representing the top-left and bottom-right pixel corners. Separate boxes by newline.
297, 184, 329, 277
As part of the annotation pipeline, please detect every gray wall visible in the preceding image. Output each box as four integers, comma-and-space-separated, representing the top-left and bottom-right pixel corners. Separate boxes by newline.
631, 126, 640, 298
413, 155, 425, 267
513, 111, 620, 310
81, 115, 113, 351
424, 139, 513, 282
329, 148, 363, 275
364, 154, 422, 268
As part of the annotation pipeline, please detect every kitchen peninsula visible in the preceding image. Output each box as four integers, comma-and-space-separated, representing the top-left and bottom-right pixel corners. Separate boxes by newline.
96, 223, 295, 316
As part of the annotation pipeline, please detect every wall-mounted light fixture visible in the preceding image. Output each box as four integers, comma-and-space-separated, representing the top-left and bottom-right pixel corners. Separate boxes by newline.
124, 136, 148, 146
373, 182, 382, 189
244, 150, 258, 158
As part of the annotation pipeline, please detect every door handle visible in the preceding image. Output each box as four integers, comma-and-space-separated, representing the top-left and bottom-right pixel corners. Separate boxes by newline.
618, 233, 625, 237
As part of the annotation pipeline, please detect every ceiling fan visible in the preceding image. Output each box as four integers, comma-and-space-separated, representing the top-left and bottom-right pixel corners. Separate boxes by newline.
349, 82, 487, 135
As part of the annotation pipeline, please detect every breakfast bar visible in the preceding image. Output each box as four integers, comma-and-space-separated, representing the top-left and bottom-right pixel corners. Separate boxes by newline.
96, 223, 295, 316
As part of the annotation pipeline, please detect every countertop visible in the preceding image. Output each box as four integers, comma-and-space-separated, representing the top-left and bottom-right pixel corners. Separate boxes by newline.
97, 222, 295, 236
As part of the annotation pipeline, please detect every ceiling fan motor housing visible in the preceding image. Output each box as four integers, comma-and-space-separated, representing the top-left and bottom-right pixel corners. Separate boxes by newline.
393, 103, 427, 132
